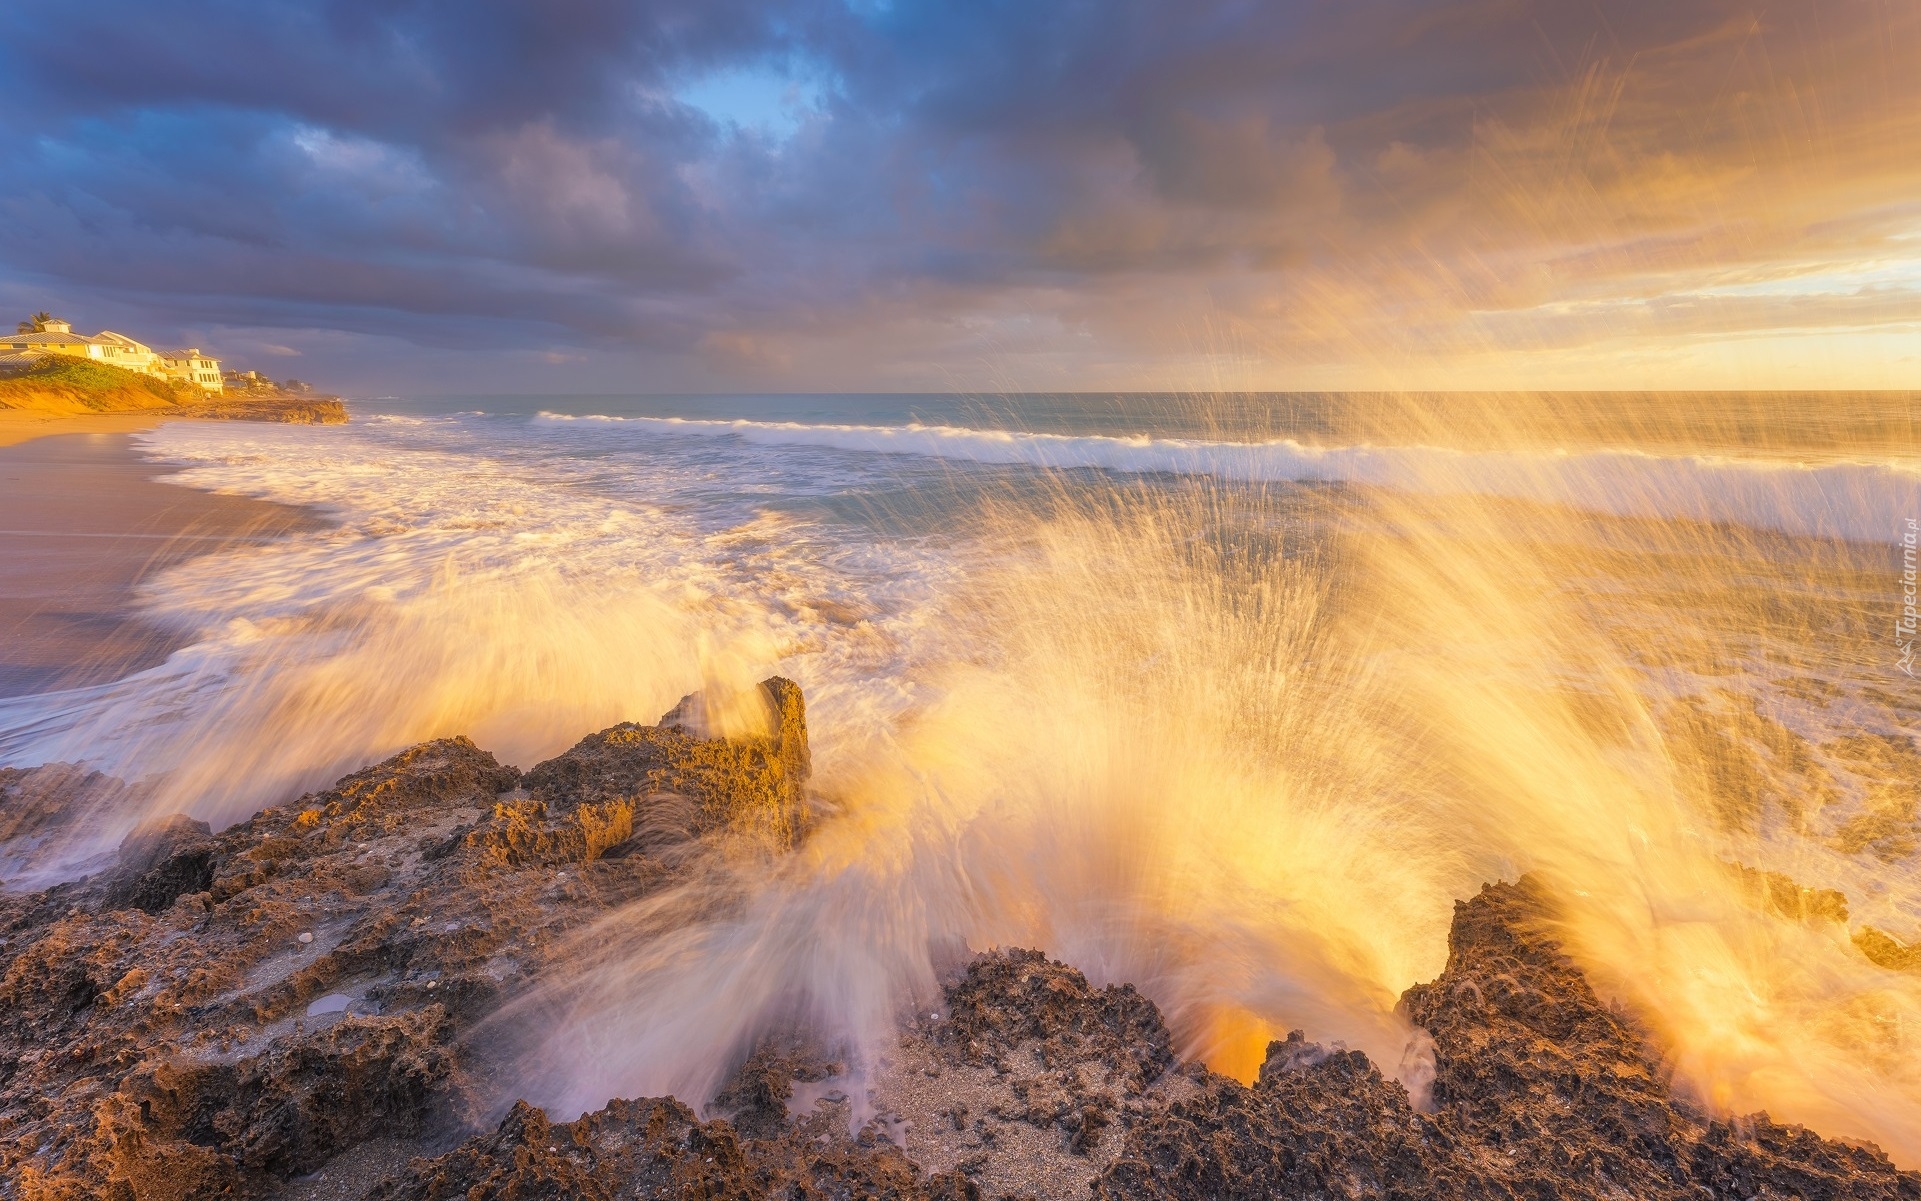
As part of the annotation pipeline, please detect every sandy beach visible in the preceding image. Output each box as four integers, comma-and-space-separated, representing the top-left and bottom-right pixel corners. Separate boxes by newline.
0, 419, 325, 696
0, 409, 183, 449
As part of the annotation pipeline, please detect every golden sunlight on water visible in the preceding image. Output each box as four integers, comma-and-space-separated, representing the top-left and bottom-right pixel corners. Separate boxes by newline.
3, 393, 1914, 1161
7, 3, 1921, 1192
504, 392, 1921, 1162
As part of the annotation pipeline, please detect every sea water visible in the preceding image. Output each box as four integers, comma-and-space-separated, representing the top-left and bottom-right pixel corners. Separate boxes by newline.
2, 391, 1918, 1155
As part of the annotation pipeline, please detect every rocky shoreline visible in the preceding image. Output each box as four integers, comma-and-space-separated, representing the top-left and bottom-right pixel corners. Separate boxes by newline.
1, 681, 1914, 1200
170, 394, 350, 425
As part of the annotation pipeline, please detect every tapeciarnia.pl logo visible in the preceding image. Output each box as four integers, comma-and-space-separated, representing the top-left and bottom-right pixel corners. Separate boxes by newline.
1900, 518, 1917, 676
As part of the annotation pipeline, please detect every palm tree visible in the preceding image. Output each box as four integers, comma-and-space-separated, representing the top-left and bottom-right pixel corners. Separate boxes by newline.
15, 312, 54, 334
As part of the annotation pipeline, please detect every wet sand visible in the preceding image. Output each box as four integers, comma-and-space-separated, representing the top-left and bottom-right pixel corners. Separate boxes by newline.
0, 409, 182, 449
0, 426, 325, 697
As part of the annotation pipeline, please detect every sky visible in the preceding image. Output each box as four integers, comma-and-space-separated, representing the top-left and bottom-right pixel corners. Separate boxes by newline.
1, 0, 1917, 394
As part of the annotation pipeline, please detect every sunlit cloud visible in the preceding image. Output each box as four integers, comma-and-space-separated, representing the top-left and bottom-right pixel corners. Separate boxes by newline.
0, 0, 1914, 390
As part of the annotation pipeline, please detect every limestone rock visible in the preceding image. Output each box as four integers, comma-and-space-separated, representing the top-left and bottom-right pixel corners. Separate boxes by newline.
0, 685, 812, 1199
1095, 1037, 1429, 1200
942, 948, 1175, 1095
1094, 878, 1921, 1200
104, 817, 217, 915
0, 762, 142, 885
371, 1093, 968, 1201
521, 676, 812, 850
109, 1008, 452, 1192
3, 678, 1915, 1201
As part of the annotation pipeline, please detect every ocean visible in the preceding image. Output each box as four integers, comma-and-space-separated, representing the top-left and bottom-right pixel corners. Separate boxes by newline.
2, 390, 1918, 1152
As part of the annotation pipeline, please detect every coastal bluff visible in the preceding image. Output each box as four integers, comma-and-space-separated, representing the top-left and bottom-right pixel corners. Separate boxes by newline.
0, 357, 346, 425
0, 679, 1913, 1200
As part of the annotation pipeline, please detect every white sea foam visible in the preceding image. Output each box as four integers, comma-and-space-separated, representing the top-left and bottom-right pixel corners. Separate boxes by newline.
537, 412, 1921, 545
3, 401, 1919, 1164
0, 416, 954, 834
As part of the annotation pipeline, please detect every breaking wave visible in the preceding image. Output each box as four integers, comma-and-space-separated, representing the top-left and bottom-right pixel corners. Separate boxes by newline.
3, 396, 1919, 1164
536, 412, 1921, 545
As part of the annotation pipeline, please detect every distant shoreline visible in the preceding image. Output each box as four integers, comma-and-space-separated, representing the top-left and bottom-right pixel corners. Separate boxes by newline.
0, 353, 350, 443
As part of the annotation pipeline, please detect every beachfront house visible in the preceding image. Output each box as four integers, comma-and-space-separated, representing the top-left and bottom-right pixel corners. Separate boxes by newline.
4, 318, 98, 362
89, 330, 160, 375
156, 349, 225, 393
4, 318, 223, 392
4, 319, 159, 369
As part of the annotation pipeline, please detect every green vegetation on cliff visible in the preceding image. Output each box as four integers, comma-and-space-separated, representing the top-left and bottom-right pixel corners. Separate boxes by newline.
0, 356, 191, 413
0, 356, 348, 423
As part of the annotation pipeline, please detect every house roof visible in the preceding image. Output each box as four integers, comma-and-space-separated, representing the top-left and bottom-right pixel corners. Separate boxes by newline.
7, 325, 219, 359
92, 331, 152, 350
0, 350, 47, 371
7, 331, 100, 345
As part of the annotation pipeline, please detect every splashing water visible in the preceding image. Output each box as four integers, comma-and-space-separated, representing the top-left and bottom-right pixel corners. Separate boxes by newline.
3, 393, 1919, 1159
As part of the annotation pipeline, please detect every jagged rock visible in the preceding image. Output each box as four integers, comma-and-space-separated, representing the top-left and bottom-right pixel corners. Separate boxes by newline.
1410, 878, 1918, 1199
104, 817, 217, 915
173, 396, 350, 425
370, 1093, 971, 1201
1395, 877, 1692, 1197
366, 1096, 750, 1200
389, 949, 1181, 1201
5, 678, 1916, 1201
1095, 1036, 1430, 1200
1857, 926, 1921, 972
384, 883, 1919, 1201
862, 951, 1199, 1197
107, 1008, 451, 1191
456, 794, 642, 868
0, 682, 815, 1200
1730, 860, 1851, 926
1094, 878, 1921, 1201
292, 737, 524, 835
942, 948, 1176, 1094
522, 676, 812, 850
0, 763, 143, 885
708, 1040, 845, 1141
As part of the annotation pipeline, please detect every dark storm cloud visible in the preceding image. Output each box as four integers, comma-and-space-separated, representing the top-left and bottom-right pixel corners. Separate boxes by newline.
1, 0, 1915, 389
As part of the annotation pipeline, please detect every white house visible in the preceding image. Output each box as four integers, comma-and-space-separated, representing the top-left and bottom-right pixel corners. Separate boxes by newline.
4, 319, 224, 393
90, 330, 160, 375
156, 349, 225, 393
